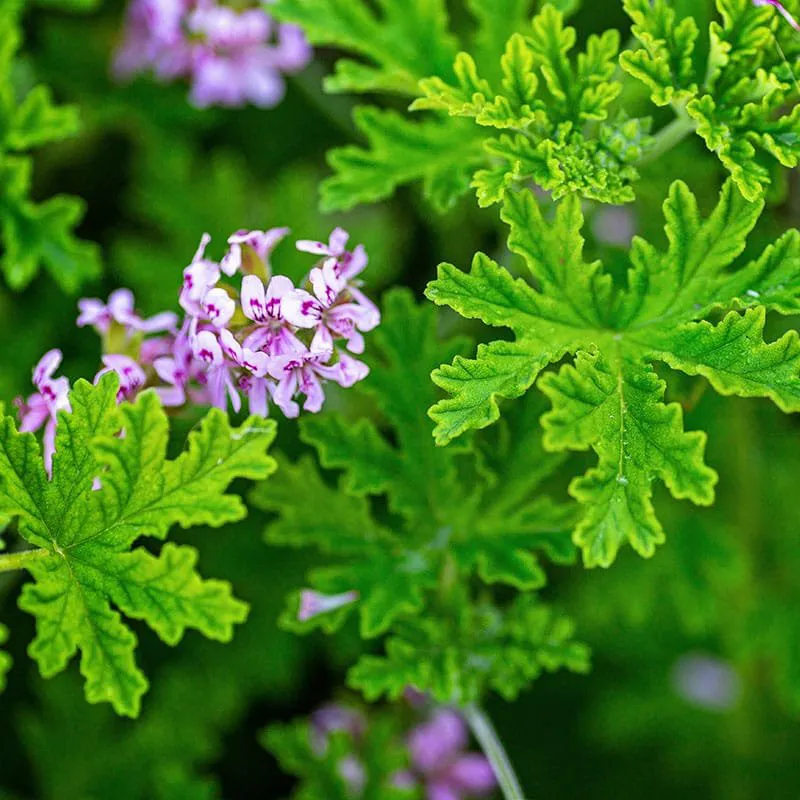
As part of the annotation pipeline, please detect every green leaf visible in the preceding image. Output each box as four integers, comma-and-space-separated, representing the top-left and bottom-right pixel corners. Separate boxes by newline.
0, 376, 276, 716
0, 623, 10, 692
428, 180, 800, 566
622, 0, 800, 198
410, 4, 643, 205
0, 2, 100, 290
647, 308, 800, 413
272, 0, 458, 95
350, 594, 590, 704
263, 711, 417, 800
540, 351, 716, 567
0, 157, 102, 292
620, 0, 699, 106
322, 108, 485, 212
17, 513, 310, 799
254, 290, 580, 699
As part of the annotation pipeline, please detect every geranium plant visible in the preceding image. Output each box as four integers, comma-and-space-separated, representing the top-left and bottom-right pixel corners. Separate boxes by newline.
1, 0, 799, 798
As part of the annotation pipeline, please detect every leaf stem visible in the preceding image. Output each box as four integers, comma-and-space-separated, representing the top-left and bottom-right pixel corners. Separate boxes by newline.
463, 703, 526, 800
637, 112, 696, 166
0, 547, 49, 574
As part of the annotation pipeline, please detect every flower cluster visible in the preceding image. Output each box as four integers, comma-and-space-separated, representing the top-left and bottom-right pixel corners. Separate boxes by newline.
113, 0, 312, 108
309, 704, 496, 800
395, 710, 497, 800
17, 226, 379, 475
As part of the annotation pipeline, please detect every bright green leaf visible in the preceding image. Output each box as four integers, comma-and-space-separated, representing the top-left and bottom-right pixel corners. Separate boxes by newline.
0, 376, 276, 716
427, 180, 800, 565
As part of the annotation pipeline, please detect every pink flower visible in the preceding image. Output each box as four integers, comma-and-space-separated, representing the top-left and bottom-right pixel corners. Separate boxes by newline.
296, 226, 369, 282
153, 327, 195, 407
283, 259, 378, 354
220, 227, 290, 276
113, 0, 188, 80
95, 355, 147, 402
298, 589, 359, 622
240, 274, 304, 355
406, 710, 496, 800
192, 330, 242, 412
268, 348, 352, 417
25, 225, 378, 429
14, 350, 71, 476
309, 704, 367, 795
180, 233, 221, 318
201, 287, 236, 329
219, 329, 273, 416
113, 0, 312, 109
77, 289, 177, 336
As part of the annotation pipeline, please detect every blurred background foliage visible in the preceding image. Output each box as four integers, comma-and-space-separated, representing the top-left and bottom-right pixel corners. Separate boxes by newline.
1, 0, 800, 798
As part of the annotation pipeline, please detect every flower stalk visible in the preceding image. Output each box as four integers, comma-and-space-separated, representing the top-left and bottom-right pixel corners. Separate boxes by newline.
463, 703, 526, 800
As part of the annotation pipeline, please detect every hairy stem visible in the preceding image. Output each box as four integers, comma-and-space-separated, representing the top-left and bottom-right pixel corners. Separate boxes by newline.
464, 703, 526, 800
0, 547, 49, 574
637, 113, 696, 166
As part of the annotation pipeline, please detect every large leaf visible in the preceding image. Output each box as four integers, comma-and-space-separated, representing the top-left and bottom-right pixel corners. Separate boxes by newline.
0, 375, 276, 715
427, 180, 800, 566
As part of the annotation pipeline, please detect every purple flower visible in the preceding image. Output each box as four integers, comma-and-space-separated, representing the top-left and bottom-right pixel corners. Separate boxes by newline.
268, 348, 352, 417
201, 287, 236, 329
283, 259, 378, 354
298, 589, 359, 622
296, 226, 369, 283
191, 330, 242, 412
240, 274, 304, 355
309, 704, 367, 795
220, 227, 290, 276
95, 355, 147, 402
113, 0, 312, 109
407, 710, 496, 800
671, 653, 741, 712
14, 350, 71, 476
77, 289, 177, 336
219, 329, 273, 416
180, 233, 222, 318
113, 0, 188, 80
311, 704, 366, 747
296, 228, 380, 332
153, 326, 195, 407
26, 224, 377, 429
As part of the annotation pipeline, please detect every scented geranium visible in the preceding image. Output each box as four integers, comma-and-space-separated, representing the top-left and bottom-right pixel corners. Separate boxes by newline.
113, 0, 312, 108
16, 225, 379, 471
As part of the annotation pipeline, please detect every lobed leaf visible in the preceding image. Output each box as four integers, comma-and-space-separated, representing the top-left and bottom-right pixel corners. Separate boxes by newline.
350, 594, 590, 704
0, 0, 101, 291
256, 290, 580, 698
622, 0, 800, 199
0, 375, 276, 715
272, 0, 457, 95
428, 180, 800, 565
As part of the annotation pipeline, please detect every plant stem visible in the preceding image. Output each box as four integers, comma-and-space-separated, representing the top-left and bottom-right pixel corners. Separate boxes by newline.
0, 547, 49, 574
636, 113, 696, 166
464, 703, 526, 800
